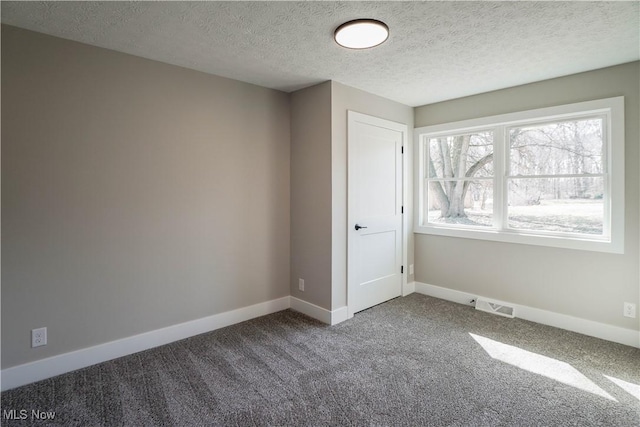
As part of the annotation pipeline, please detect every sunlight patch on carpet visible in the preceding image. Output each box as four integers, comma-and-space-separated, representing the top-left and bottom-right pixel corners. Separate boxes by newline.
604, 375, 640, 402
469, 333, 616, 401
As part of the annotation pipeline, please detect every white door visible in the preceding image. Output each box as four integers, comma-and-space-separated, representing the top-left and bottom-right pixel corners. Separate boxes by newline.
348, 111, 406, 316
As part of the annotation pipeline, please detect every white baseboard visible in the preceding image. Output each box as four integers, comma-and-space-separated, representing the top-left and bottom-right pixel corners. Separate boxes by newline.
415, 282, 476, 305
330, 305, 350, 325
414, 282, 640, 348
290, 297, 348, 325
1, 296, 291, 392
403, 281, 416, 296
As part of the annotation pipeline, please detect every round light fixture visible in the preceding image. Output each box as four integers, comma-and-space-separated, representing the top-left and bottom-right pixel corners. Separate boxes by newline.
334, 19, 389, 49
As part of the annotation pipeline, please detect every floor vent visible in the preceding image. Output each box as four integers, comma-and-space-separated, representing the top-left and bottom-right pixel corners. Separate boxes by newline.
475, 298, 515, 318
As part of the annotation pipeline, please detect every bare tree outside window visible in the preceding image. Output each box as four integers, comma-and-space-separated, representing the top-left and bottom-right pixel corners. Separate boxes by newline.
425, 118, 605, 235
507, 118, 604, 235
427, 131, 493, 226
417, 97, 623, 253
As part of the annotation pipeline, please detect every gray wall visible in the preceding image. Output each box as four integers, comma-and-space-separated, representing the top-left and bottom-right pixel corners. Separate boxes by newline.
331, 82, 414, 309
289, 82, 332, 309
414, 62, 640, 330
2, 25, 291, 368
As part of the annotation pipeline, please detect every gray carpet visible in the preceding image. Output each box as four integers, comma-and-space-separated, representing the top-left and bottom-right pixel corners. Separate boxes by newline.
2, 294, 639, 426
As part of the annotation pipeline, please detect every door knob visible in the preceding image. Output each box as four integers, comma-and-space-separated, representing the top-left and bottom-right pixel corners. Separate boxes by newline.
355, 224, 368, 231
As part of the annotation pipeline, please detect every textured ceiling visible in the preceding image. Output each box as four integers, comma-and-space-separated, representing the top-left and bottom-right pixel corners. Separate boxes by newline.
2, 1, 639, 106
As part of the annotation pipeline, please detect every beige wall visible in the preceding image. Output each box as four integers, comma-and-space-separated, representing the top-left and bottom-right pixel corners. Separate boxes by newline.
290, 82, 332, 308
414, 62, 640, 330
1, 26, 291, 368
331, 82, 414, 309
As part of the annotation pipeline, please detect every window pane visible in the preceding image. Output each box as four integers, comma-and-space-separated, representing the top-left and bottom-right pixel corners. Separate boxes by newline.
509, 118, 603, 176
428, 132, 493, 179
507, 177, 604, 235
426, 179, 493, 227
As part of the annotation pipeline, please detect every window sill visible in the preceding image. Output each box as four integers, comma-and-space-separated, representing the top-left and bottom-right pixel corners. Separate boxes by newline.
413, 225, 623, 254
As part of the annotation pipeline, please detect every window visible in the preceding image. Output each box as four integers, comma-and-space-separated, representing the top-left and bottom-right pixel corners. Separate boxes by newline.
415, 97, 624, 253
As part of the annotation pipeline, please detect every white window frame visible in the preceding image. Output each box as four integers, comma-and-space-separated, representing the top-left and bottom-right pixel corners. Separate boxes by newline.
414, 97, 624, 254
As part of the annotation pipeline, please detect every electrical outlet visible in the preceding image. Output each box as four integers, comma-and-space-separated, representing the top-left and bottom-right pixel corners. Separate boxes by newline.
623, 302, 636, 318
409, 264, 414, 275
298, 278, 304, 292
32, 327, 47, 348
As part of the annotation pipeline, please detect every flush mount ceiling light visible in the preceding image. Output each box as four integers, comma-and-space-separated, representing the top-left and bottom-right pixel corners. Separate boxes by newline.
334, 19, 389, 49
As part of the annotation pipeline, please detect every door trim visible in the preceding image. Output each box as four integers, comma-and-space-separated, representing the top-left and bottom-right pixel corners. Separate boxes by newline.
347, 111, 409, 318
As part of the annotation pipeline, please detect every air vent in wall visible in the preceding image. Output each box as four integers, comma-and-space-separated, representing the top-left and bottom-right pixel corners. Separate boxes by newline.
475, 298, 515, 318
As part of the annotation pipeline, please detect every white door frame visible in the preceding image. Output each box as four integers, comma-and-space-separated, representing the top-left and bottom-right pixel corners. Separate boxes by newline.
347, 111, 410, 318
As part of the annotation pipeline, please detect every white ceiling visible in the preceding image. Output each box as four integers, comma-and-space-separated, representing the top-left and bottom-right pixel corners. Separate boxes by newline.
2, 1, 639, 107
